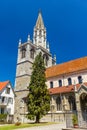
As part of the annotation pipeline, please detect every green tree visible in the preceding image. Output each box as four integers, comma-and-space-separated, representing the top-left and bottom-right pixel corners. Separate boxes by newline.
27, 52, 50, 123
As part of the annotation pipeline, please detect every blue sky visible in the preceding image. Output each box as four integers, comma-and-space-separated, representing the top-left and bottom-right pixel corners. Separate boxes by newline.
0, 0, 87, 86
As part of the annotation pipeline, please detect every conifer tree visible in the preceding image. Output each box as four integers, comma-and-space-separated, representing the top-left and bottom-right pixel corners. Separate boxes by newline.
27, 52, 50, 123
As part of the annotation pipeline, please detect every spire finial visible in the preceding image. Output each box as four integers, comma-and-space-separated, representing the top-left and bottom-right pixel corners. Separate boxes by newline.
39, 9, 42, 14
19, 38, 21, 45
35, 10, 44, 29
27, 34, 30, 42
54, 54, 56, 61
47, 42, 50, 52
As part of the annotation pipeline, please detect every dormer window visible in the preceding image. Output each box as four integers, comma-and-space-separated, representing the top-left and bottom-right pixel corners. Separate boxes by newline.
78, 76, 82, 84
59, 80, 62, 87
68, 78, 72, 85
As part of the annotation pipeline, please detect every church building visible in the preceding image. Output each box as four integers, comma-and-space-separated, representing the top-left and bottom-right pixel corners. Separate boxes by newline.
46, 57, 87, 126
14, 11, 87, 126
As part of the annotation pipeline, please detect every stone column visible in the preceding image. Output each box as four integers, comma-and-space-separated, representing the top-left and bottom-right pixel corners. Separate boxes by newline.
63, 95, 68, 111
75, 92, 81, 111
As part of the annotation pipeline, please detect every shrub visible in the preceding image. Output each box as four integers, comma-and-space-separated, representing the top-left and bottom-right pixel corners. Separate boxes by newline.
0, 114, 7, 123
15, 122, 21, 126
72, 114, 78, 125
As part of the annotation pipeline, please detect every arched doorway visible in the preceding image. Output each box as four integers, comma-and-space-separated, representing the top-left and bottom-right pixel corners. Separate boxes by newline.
80, 93, 87, 112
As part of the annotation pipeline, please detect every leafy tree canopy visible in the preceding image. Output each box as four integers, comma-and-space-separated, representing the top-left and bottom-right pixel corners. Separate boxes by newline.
27, 52, 50, 123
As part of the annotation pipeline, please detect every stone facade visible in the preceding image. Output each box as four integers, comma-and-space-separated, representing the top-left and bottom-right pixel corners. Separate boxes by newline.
46, 57, 87, 124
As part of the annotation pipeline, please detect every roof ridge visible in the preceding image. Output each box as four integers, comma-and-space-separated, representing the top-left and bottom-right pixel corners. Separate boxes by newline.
0, 80, 9, 92
47, 56, 87, 70
0, 80, 9, 83
49, 82, 87, 94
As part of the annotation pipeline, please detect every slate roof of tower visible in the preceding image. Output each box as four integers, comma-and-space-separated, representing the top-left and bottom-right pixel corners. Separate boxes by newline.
46, 56, 87, 78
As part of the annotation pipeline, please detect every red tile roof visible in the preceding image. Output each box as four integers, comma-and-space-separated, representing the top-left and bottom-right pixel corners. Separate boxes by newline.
49, 82, 87, 95
0, 81, 9, 91
46, 56, 87, 78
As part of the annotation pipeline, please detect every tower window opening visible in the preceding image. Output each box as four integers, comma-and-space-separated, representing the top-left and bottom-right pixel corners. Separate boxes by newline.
21, 46, 26, 59
39, 30, 42, 36
43, 54, 49, 66
21, 50, 26, 58
30, 49, 34, 59
45, 58, 48, 66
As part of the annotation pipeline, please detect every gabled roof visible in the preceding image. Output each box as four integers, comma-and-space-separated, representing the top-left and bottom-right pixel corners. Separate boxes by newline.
46, 56, 87, 78
35, 11, 45, 29
0, 81, 9, 92
49, 82, 87, 95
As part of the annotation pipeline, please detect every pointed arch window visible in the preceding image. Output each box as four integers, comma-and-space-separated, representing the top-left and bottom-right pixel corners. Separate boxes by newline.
59, 80, 62, 87
30, 49, 34, 59
43, 54, 49, 66
21, 46, 26, 59
68, 78, 72, 85
22, 50, 26, 58
68, 96, 76, 111
39, 29, 42, 36
78, 76, 82, 84
56, 96, 62, 111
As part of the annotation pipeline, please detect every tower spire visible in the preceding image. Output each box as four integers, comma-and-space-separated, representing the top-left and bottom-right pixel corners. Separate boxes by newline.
35, 11, 44, 29
33, 11, 47, 49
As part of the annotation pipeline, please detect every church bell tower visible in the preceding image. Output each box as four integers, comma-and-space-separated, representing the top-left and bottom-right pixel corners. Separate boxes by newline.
14, 11, 56, 122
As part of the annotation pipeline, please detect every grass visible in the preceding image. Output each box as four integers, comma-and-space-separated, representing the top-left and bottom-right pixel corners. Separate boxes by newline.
0, 122, 54, 130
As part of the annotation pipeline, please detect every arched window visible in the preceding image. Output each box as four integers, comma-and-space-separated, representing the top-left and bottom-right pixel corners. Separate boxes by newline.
30, 49, 34, 59
43, 54, 49, 66
68, 96, 76, 111
39, 29, 42, 36
68, 78, 72, 85
50, 81, 53, 88
22, 50, 26, 58
56, 96, 62, 111
80, 93, 87, 111
78, 76, 82, 84
59, 80, 62, 87
21, 47, 26, 59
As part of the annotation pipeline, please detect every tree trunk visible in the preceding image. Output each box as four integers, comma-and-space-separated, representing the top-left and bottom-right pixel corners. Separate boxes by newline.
35, 114, 40, 123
